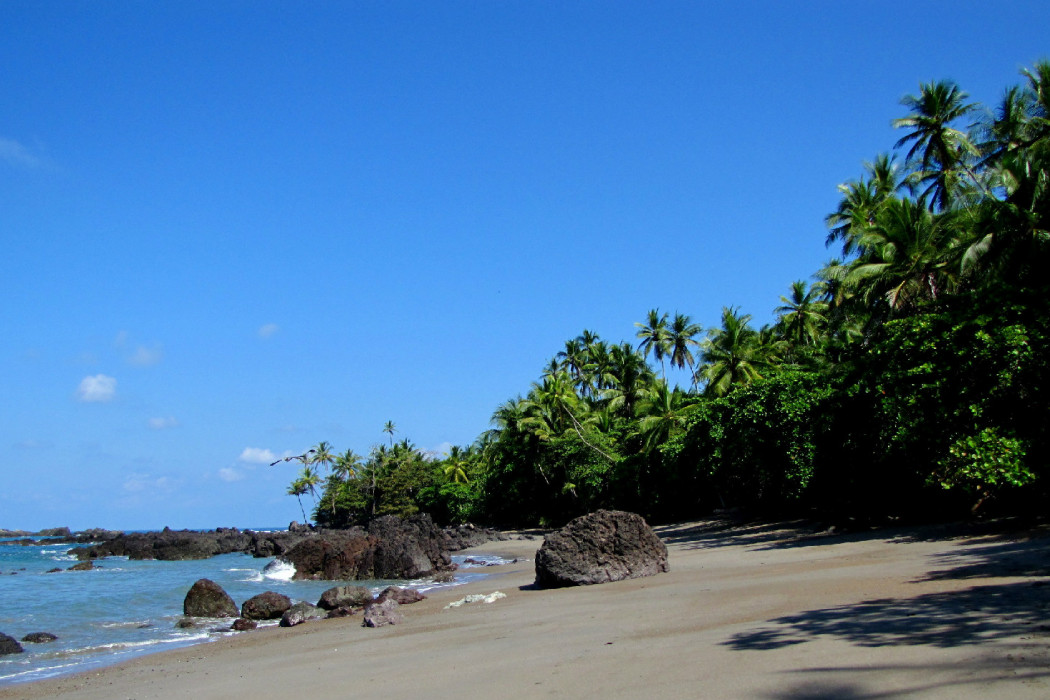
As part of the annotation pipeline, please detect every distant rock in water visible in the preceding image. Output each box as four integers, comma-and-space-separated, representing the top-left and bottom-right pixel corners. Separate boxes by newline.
68, 560, 94, 571
183, 579, 239, 618
241, 591, 292, 620
278, 514, 454, 581
21, 632, 58, 643
534, 510, 669, 588
0, 633, 24, 655
69, 528, 254, 561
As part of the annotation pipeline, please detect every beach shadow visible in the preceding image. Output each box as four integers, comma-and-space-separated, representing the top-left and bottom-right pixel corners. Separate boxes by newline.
725, 580, 1050, 651
921, 535, 1050, 581
762, 657, 1050, 699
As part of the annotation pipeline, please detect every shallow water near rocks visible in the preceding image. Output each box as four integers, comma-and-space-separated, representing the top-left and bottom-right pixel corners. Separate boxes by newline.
0, 536, 504, 686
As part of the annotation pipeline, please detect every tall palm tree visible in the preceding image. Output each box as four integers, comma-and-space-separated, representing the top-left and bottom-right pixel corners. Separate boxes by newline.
382, 421, 397, 447
775, 280, 828, 347
826, 154, 903, 256
635, 309, 671, 378
332, 449, 361, 481
667, 312, 703, 378
633, 380, 693, 454
893, 80, 980, 211
696, 307, 765, 396
442, 446, 471, 484
312, 441, 335, 475
286, 478, 309, 523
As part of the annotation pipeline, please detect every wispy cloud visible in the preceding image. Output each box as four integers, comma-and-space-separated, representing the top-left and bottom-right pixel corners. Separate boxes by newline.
128, 344, 163, 367
148, 416, 178, 430
123, 473, 176, 494
258, 323, 279, 339
0, 136, 45, 169
239, 447, 277, 464
218, 467, 245, 482
76, 374, 116, 402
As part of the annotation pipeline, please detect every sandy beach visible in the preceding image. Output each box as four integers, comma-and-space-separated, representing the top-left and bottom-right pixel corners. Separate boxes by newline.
3, 518, 1048, 699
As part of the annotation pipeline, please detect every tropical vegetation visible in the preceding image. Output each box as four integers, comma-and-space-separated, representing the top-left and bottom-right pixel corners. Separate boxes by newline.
286, 62, 1049, 529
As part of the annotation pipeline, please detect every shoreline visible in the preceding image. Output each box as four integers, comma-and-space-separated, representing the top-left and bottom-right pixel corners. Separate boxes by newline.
3, 518, 1049, 699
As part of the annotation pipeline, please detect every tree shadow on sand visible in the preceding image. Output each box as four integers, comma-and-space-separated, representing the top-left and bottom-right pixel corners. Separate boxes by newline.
725, 580, 1050, 651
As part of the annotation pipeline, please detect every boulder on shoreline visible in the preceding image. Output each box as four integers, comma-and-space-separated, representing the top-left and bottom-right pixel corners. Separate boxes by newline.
241, 592, 292, 620
362, 598, 402, 627
277, 514, 454, 581
183, 579, 239, 618
280, 602, 323, 627
317, 585, 374, 610
21, 632, 58, 643
0, 633, 24, 655
534, 510, 669, 588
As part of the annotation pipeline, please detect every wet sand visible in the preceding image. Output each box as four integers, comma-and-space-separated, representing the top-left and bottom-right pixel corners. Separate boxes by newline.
3, 518, 1048, 699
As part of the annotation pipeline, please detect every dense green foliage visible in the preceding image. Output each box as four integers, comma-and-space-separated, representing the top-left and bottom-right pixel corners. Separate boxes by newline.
290, 62, 1048, 528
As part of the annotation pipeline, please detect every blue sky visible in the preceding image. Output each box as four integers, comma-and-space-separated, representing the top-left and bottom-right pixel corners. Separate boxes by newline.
2, 2, 1047, 530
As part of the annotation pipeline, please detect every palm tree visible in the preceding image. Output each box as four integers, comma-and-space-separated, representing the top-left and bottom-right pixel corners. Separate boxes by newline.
634, 380, 693, 454
286, 478, 309, 523
635, 309, 671, 378
382, 421, 397, 447
826, 154, 903, 256
667, 312, 703, 380
893, 80, 980, 210
312, 441, 335, 475
443, 446, 471, 484
696, 307, 765, 396
332, 449, 361, 481
604, 343, 655, 418
775, 280, 828, 347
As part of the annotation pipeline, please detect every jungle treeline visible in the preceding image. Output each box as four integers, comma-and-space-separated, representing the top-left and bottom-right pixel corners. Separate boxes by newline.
291, 62, 1049, 529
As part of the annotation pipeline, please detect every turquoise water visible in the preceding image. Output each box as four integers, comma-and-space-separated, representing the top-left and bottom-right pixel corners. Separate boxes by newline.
0, 536, 502, 687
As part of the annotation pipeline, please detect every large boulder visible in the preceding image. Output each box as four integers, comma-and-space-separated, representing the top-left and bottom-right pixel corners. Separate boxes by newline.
376, 586, 425, 605
241, 591, 292, 620
317, 585, 374, 610
0, 633, 24, 655
183, 579, 239, 617
362, 598, 402, 627
277, 515, 454, 581
21, 632, 58, 643
534, 510, 668, 588
69, 529, 253, 561
368, 514, 453, 579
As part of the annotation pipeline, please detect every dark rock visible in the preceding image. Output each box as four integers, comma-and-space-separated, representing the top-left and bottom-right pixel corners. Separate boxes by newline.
68, 529, 254, 561
232, 618, 257, 632
534, 510, 668, 588
278, 531, 378, 581
280, 602, 323, 627
288, 521, 312, 533
0, 633, 24, 655
431, 571, 456, 583
248, 530, 311, 558
376, 586, 425, 605
362, 598, 402, 627
183, 579, 239, 618
317, 585, 374, 610
68, 560, 94, 571
37, 527, 73, 537
442, 523, 508, 551
324, 606, 358, 618
46, 567, 63, 574
21, 632, 57, 643
367, 514, 453, 579
174, 618, 199, 629
241, 591, 292, 620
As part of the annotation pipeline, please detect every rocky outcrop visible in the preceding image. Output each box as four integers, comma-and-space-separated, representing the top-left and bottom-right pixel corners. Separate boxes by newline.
376, 586, 425, 605
21, 632, 58, 643
277, 515, 454, 581
69, 560, 94, 571
0, 633, 23, 655
441, 523, 509, 551
534, 510, 668, 588
280, 602, 323, 627
248, 530, 313, 558
183, 579, 239, 618
317, 585, 373, 610
362, 599, 402, 627
70, 528, 254, 561
241, 592, 292, 620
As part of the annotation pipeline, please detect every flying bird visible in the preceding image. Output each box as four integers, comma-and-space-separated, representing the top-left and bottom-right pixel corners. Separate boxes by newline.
268, 449, 312, 465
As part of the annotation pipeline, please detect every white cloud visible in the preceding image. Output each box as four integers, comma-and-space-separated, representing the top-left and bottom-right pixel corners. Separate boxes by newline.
239, 447, 277, 464
258, 323, 279, 339
76, 374, 116, 402
218, 467, 244, 482
0, 136, 44, 169
123, 473, 176, 494
148, 416, 178, 430
128, 344, 163, 367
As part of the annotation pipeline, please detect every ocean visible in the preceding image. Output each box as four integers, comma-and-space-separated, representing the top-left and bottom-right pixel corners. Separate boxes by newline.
0, 534, 504, 687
